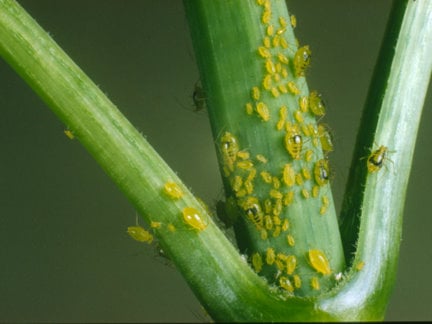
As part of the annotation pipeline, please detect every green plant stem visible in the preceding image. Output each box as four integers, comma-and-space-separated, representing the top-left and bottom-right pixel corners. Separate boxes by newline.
320, 1, 432, 320
1, 0, 431, 321
184, 0, 345, 297
0, 0, 332, 321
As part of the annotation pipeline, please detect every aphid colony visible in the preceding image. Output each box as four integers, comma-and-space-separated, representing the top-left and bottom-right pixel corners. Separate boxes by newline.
216, 0, 339, 295
219, 128, 333, 293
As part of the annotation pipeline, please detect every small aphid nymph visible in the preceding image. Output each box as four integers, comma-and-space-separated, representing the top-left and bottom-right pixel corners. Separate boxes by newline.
64, 129, 75, 140
163, 181, 184, 200
127, 226, 153, 244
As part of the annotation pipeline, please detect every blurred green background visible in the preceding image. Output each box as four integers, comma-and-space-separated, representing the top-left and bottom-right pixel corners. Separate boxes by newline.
0, 0, 431, 322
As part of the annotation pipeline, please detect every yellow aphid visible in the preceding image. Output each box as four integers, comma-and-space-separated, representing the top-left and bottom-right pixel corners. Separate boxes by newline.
275, 253, 286, 271
320, 196, 330, 213
308, 249, 332, 275
64, 129, 75, 140
282, 163, 296, 186
261, 10, 271, 24
302, 167, 312, 180
367, 145, 388, 173
285, 255, 297, 275
293, 274, 302, 288
266, 24, 274, 36
281, 67, 288, 78
242, 197, 264, 228
245, 102, 254, 115
280, 37, 289, 49
256, 154, 268, 163
150, 221, 162, 229
237, 160, 254, 170
287, 81, 300, 95
260, 171, 273, 184
272, 34, 281, 48
304, 149, 314, 162
127, 226, 153, 244
271, 226, 280, 238
295, 173, 304, 186
309, 91, 326, 116
265, 59, 276, 74
252, 252, 263, 273
320, 204, 328, 215
293, 45, 312, 77
312, 185, 320, 198
279, 276, 294, 292
182, 207, 208, 231
287, 234, 295, 246
251, 86, 261, 101
244, 179, 254, 194
290, 14, 297, 28
231, 175, 243, 192
256, 102, 271, 122
273, 215, 282, 226
264, 215, 273, 230
276, 105, 288, 131
294, 110, 304, 124
318, 124, 334, 153
277, 52, 289, 64
272, 176, 281, 189
279, 16, 287, 28
263, 74, 273, 90
272, 199, 282, 216
266, 247, 276, 265
299, 96, 309, 113
281, 218, 289, 231
284, 127, 303, 160
270, 189, 283, 199
264, 199, 272, 214
273, 72, 281, 83
163, 181, 184, 200
270, 87, 280, 98
301, 188, 310, 199
283, 191, 294, 206
314, 159, 330, 186
311, 276, 320, 290
356, 261, 365, 271
265, 36, 274, 49
167, 223, 176, 232
277, 83, 288, 94
237, 150, 250, 160
276, 25, 286, 36
220, 132, 239, 172
301, 124, 311, 137
258, 46, 271, 58
247, 168, 257, 181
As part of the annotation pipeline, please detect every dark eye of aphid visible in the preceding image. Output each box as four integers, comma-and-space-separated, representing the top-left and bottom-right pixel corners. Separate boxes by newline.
293, 134, 302, 144
320, 166, 329, 180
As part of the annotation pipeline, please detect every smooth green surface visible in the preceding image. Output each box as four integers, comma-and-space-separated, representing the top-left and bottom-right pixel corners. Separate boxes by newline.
0, 0, 431, 322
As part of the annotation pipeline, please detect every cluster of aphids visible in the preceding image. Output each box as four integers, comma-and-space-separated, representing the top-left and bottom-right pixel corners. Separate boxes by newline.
217, 0, 343, 294
127, 181, 209, 245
